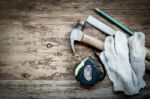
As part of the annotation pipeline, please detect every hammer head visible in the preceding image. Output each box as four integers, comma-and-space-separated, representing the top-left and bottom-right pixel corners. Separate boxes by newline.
70, 20, 85, 54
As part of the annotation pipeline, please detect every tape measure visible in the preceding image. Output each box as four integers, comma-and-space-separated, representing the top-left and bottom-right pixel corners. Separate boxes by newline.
75, 56, 105, 88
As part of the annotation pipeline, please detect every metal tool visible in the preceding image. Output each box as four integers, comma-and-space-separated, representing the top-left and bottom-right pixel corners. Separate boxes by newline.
95, 8, 134, 35
70, 20, 104, 54
86, 15, 116, 35
86, 15, 150, 61
75, 56, 105, 87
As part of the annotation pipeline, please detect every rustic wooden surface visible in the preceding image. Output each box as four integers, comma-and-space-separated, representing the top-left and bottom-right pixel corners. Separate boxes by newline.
0, 0, 150, 98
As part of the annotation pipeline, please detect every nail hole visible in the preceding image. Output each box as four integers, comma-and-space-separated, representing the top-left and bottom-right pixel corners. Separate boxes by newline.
22, 73, 30, 78
47, 43, 53, 48
57, 52, 62, 56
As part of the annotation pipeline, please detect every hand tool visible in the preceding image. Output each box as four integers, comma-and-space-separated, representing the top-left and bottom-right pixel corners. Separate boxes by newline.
86, 15, 116, 36
70, 20, 104, 54
86, 15, 150, 61
70, 19, 150, 71
75, 56, 105, 87
95, 8, 134, 35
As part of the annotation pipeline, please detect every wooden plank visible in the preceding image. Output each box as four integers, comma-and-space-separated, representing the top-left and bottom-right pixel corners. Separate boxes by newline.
0, 0, 150, 98
0, 0, 150, 10
0, 80, 150, 99
0, 9, 150, 80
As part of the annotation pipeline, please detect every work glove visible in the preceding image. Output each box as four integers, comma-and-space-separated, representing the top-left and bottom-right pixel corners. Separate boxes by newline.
128, 32, 146, 90
99, 31, 140, 95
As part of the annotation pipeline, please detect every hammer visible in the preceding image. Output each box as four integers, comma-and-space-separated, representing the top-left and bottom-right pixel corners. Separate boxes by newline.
70, 20, 150, 71
70, 21, 104, 54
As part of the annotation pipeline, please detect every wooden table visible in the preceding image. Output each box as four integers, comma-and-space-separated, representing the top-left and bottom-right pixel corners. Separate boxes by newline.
0, 0, 150, 98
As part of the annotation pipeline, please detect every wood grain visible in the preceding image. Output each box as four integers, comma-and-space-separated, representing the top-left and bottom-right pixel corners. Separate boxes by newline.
0, 0, 150, 98
0, 80, 150, 99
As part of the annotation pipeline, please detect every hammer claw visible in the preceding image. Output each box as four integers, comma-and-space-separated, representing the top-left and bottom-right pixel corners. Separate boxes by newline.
71, 39, 75, 54
70, 21, 85, 54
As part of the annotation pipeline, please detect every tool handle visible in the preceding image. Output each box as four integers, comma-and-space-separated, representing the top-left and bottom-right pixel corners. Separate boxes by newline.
146, 60, 150, 71
82, 34, 104, 50
146, 48, 150, 61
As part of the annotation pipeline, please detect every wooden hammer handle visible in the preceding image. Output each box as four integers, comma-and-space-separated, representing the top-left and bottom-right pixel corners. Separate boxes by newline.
146, 48, 150, 61
82, 34, 104, 50
81, 33, 150, 71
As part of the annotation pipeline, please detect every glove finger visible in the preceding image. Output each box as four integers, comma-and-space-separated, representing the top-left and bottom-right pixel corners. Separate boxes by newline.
100, 52, 109, 71
115, 31, 129, 57
104, 36, 117, 59
128, 32, 146, 58
100, 52, 124, 91
100, 53, 117, 82
128, 32, 146, 89
104, 36, 118, 71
